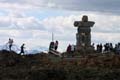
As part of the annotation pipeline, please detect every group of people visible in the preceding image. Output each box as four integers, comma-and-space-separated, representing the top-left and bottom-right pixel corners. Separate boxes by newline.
49, 40, 59, 51
66, 44, 75, 57
6, 38, 25, 55
115, 43, 120, 54
5, 38, 120, 56
6, 38, 59, 55
96, 43, 120, 54
65, 42, 120, 56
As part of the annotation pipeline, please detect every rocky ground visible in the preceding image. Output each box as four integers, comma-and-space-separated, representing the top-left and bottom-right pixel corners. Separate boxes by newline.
1, 50, 120, 80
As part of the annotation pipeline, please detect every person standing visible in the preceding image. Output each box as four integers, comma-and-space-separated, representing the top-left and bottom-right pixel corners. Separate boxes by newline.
96, 44, 100, 53
99, 43, 103, 53
55, 40, 59, 51
8, 38, 14, 51
49, 41, 55, 51
67, 44, 72, 57
20, 44, 25, 55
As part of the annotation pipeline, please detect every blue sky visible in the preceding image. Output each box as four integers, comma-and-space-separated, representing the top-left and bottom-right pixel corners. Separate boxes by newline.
0, 0, 120, 52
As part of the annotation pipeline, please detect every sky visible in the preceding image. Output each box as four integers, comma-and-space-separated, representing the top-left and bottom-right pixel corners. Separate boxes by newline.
0, 0, 120, 52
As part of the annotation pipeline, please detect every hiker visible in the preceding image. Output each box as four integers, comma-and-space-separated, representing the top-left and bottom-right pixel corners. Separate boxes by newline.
104, 43, 109, 53
49, 41, 55, 51
109, 43, 113, 52
20, 44, 25, 55
115, 43, 120, 54
99, 43, 103, 53
96, 44, 100, 53
55, 40, 59, 51
8, 38, 14, 51
49, 41, 61, 57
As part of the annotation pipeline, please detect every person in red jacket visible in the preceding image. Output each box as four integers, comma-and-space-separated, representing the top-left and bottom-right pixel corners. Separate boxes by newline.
67, 44, 71, 52
66, 44, 72, 57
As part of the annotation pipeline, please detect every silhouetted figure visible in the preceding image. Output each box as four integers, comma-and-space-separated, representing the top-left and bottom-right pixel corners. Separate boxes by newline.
55, 40, 59, 51
99, 43, 103, 53
104, 44, 106, 52
104, 43, 109, 53
20, 44, 25, 55
115, 44, 118, 54
8, 38, 14, 51
49, 41, 55, 51
110, 43, 113, 52
92, 43, 95, 50
49, 41, 61, 57
115, 43, 120, 54
96, 44, 100, 53
118, 43, 120, 54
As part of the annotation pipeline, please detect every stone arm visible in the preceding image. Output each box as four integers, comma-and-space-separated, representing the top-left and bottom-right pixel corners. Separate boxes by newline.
74, 21, 95, 27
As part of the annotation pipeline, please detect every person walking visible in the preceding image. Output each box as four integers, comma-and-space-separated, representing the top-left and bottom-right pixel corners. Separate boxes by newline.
20, 44, 25, 55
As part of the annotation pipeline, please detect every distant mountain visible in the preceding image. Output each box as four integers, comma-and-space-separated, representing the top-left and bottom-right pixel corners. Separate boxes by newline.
26, 50, 40, 54
26, 46, 48, 54
0, 45, 3, 50
0, 45, 48, 54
